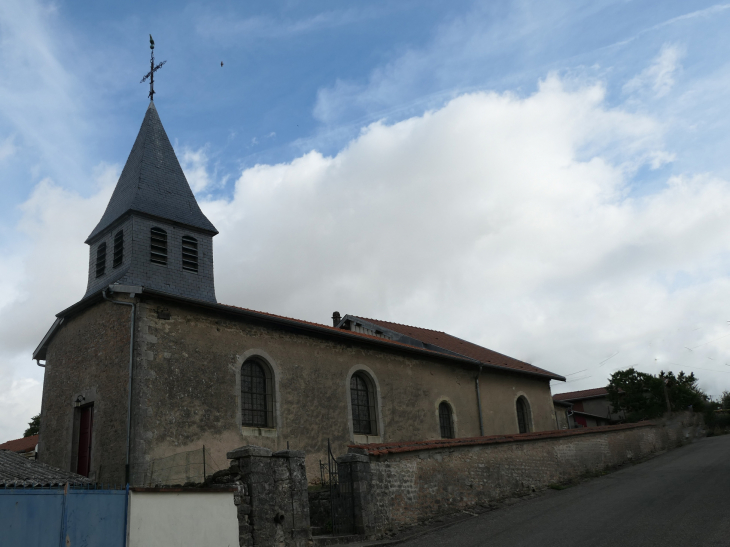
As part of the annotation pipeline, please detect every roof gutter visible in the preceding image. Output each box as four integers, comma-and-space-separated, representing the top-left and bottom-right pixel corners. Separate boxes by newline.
102, 284, 142, 486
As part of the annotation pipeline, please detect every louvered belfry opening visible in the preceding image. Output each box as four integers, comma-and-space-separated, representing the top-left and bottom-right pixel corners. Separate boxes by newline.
439, 401, 454, 439
113, 230, 124, 268
182, 235, 198, 273
95, 242, 107, 278
150, 227, 168, 265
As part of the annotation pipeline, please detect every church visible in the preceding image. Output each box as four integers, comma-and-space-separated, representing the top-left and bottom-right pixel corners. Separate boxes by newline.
33, 100, 566, 486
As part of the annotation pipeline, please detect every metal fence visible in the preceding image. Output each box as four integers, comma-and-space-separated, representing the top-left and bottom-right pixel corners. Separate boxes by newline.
134, 445, 225, 486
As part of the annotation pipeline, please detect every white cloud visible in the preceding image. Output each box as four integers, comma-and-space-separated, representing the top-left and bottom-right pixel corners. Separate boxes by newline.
623, 44, 685, 98
204, 76, 730, 398
0, 166, 116, 441
4, 74, 730, 441
0, 135, 16, 161
181, 147, 213, 193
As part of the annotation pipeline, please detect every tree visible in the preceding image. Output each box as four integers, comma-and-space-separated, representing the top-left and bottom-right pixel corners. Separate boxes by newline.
659, 371, 706, 412
607, 368, 665, 422
24, 413, 40, 437
607, 368, 706, 423
722, 391, 730, 410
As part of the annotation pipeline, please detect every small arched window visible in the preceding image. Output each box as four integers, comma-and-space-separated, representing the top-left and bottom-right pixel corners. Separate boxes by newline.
95, 242, 107, 278
350, 373, 377, 435
182, 236, 198, 273
150, 227, 167, 265
113, 230, 124, 268
438, 401, 454, 439
241, 360, 274, 428
516, 396, 531, 434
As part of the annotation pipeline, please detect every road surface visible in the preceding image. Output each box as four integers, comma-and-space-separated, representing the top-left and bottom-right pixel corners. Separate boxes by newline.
399, 435, 730, 547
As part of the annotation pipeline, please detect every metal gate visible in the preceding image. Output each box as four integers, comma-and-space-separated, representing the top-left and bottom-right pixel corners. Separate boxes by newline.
0, 484, 128, 547
322, 439, 355, 535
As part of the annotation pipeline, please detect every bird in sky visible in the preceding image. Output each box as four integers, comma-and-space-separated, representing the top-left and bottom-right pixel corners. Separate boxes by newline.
221, 61, 224, 67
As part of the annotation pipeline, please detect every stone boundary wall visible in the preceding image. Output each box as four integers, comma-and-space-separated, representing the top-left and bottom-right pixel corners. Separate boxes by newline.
349, 413, 703, 534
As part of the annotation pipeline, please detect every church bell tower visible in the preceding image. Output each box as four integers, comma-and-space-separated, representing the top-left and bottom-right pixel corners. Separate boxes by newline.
83, 101, 218, 302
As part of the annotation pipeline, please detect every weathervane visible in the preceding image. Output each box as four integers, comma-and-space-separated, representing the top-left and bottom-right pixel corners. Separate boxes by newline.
140, 35, 166, 100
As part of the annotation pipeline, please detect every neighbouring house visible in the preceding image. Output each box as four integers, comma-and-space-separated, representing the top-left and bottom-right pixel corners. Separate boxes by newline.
553, 399, 572, 429
33, 100, 567, 486
0, 434, 39, 459
553, 387, 624, 427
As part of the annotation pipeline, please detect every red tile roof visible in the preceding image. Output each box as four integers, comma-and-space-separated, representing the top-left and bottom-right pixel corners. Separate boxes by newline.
553, 387, 609, 402
350, 422, 654, 456
359, 317, 562, 379
0, 434, 38, 453
215, 306, 562, 379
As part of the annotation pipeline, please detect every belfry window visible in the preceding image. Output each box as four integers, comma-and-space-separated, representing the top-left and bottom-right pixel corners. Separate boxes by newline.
95, 242, 106, 278
439, 401, 454, 439
113, 230, 124, 268
182, 236, 198, 273
241, 360, 274, 428
350, 372, 377, 435
516, 396, 531, 434
150, 227, 168, 265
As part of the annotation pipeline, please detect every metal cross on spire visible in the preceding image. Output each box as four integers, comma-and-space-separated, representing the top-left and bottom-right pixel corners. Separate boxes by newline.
140, 35, 166, 101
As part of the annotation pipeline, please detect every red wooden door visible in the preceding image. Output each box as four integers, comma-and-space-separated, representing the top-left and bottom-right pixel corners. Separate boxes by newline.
76, 405, 93, 477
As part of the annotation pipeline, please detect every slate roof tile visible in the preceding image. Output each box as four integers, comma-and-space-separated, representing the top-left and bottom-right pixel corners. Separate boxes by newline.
86, 102, 217, 243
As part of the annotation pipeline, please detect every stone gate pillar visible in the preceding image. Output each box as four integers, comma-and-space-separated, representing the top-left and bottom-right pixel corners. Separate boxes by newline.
226, 445, 311, 547
337, 453, 375, 537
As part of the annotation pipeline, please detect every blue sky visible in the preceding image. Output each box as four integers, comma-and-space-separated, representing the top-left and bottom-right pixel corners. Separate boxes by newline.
2, 0, 730, 439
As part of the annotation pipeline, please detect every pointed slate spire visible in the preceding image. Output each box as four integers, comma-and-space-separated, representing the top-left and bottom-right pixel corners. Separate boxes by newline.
86, 102, 217, 243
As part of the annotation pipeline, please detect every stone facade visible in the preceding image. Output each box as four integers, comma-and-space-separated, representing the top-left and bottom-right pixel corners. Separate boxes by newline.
38, 291, 559, 486
38, 301, 132, 483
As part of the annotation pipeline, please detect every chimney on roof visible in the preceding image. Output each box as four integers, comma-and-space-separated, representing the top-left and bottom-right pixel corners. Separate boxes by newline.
332, 311, 341, 327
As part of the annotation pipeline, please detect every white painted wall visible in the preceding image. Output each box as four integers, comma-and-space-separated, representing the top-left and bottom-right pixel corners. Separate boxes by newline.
127, 491, 238, 547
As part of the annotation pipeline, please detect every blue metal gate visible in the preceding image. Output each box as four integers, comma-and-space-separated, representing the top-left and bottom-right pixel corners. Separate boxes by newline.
0, 485, 128, 547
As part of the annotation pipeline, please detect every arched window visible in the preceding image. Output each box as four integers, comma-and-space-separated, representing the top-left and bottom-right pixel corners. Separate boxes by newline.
95, 242, 107, 278
150, 227, 168, 265
438, 401, 454, 439
350, 373, 377, 435
113, 230, 124, 268
516, 396, 531, 434
182, 235, 198, 273
241, 360, 274, 428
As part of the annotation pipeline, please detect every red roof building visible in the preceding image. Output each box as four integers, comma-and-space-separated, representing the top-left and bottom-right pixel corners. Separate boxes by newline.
552, 387, 624, 428
0, 434, 39, 458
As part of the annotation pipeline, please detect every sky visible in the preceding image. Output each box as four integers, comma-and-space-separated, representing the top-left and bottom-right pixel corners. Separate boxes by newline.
2, 0, 730, 440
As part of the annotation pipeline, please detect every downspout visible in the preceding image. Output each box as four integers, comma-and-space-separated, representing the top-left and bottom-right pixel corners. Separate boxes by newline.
475, 365, 484, 436
102, 287, 136, 485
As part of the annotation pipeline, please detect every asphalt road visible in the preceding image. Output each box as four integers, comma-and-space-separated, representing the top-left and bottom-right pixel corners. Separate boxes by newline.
399, 435, 730, 547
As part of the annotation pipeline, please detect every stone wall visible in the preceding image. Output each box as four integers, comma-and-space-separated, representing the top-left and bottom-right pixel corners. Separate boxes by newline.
226, 446, 311, 547
349, 413, 704, 534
